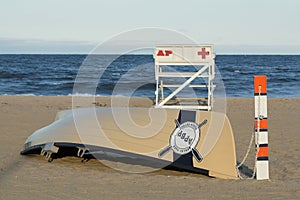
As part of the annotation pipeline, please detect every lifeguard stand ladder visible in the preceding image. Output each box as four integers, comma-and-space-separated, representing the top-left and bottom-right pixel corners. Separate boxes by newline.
154, 45, 215, 111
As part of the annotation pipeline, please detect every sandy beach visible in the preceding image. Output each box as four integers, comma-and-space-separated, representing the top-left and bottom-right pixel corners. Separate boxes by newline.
0, 96, 299, 199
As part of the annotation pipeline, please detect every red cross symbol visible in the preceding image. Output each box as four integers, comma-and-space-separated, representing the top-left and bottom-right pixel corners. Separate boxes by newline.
197, 48, 210, 59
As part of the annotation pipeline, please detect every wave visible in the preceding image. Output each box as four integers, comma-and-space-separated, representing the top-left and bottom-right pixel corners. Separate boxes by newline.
1, 54, 300, 97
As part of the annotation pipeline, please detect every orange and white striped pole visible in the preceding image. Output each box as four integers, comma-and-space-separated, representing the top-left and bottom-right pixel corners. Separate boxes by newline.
254, 75, 269, 180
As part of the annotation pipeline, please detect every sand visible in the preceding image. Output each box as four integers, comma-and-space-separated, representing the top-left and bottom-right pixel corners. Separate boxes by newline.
0, 96, 299, 199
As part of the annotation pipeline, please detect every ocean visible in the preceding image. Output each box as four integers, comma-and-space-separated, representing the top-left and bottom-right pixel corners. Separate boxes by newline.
0, 54, 299, 98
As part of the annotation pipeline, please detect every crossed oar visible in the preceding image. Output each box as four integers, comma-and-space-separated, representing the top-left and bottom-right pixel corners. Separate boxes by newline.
158, 119, 207, 162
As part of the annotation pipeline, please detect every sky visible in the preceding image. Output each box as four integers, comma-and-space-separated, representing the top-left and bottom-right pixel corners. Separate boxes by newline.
0, 0, 300, 54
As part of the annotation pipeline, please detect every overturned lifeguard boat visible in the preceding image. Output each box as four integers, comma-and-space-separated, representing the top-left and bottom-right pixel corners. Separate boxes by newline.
21, 45, 239, 179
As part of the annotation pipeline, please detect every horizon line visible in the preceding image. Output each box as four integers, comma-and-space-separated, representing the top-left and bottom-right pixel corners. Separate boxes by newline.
1, 53, 300, 55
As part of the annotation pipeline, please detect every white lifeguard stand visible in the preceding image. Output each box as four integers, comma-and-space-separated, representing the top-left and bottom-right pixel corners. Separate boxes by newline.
153, 45, 215, 110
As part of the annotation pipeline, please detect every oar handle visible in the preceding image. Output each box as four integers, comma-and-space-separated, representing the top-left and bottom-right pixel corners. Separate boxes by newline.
198, 119, 208, 128
192, 148, 203, 162
158, 145, 172, 158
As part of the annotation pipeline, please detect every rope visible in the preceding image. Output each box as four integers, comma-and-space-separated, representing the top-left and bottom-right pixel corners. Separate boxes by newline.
237, 131, 254, 169
236, 129, 257, 179
237, 85, 261, 179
